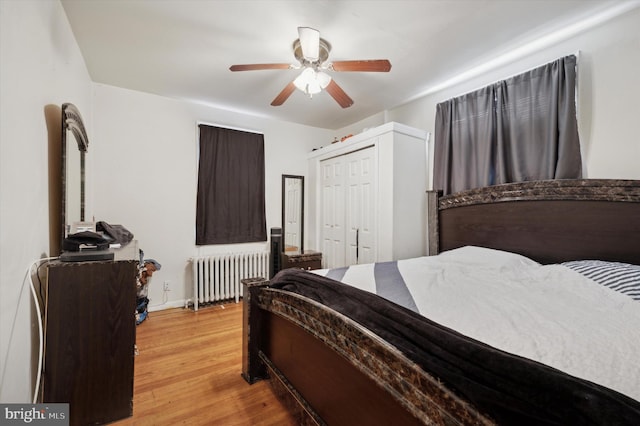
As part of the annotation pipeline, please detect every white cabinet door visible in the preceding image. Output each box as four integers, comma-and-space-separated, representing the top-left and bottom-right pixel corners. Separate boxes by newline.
320, 157, 346, 268
321, 147, 376, 268
345, 148, 376, 265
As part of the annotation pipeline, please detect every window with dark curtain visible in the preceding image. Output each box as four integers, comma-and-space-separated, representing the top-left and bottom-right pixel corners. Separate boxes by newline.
196, 125, 267, 245
434, 55, 582, 195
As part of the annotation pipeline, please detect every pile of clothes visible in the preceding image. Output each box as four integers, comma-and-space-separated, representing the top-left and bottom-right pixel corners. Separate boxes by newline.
136, 251, 161, 325
93, 222, 160, 326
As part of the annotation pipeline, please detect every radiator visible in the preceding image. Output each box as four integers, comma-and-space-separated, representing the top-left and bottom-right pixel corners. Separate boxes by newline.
191, 251, 269, 310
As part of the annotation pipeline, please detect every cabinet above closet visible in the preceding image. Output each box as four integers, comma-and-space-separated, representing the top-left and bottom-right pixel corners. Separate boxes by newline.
307, 122, 428, 269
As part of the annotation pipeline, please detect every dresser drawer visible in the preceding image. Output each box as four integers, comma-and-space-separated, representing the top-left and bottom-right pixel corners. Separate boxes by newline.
281, 251, 322, 271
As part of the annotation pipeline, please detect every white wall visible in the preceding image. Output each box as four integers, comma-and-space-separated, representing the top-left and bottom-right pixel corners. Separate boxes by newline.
339, 6, 640, 185
0, 0, 93, 402
91, 85, 331, 311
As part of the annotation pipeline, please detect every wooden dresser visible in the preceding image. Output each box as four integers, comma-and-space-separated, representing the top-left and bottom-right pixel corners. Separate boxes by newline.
43, 260, 137, 426
281, 250, 322, 271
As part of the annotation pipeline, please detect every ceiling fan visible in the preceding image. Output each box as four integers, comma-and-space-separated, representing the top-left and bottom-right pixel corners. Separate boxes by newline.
229, 27, 391, 108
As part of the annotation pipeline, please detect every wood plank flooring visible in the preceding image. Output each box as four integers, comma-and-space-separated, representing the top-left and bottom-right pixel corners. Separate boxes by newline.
113, 303, 296, 425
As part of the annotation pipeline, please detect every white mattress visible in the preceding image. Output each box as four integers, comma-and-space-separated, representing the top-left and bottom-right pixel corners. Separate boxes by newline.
313, 246, 640, 401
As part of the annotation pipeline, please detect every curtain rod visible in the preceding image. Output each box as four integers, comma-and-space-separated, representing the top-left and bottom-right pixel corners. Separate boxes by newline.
196, 121, 263, 135
444, 52, 581, 101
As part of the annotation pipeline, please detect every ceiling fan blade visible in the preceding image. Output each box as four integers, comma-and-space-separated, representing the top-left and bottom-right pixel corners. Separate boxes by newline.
271, 82, 297, 106
331, 60, 392, 72
230, 63, 292, 71
325, 80, 354, 108
298, 27, 320, 61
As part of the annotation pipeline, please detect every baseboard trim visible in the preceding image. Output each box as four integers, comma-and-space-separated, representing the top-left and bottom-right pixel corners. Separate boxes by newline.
148, 299, 186, 312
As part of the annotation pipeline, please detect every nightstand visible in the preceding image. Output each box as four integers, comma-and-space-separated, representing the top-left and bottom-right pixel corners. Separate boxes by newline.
281, 250, 322, 271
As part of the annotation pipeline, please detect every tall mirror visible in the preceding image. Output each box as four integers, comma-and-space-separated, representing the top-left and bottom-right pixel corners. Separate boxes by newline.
282, 175, 304, 253
60, 103, 89, 253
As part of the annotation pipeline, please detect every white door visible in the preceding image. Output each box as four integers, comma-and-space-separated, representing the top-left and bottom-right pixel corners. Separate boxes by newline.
345, 148, 376, 265
320, 147, 376, 269
320, 157, 346, 268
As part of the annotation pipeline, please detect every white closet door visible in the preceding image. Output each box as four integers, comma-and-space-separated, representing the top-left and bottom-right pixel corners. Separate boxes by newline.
320, 157, 346, 268
320, 147, 376, 269
345, 148, 376, 265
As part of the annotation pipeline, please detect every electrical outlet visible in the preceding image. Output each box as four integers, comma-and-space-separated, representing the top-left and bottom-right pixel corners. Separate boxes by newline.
163, 281, 170, 291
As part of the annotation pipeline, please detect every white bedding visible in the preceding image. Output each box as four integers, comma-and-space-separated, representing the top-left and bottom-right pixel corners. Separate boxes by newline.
313, 246, 640, 401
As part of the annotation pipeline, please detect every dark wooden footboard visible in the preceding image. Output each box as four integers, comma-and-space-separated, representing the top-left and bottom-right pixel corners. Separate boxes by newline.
242, 278, 495, 425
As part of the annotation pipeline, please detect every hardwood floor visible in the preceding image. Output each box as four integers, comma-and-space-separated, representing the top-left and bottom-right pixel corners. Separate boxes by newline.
113, 303, 296, 426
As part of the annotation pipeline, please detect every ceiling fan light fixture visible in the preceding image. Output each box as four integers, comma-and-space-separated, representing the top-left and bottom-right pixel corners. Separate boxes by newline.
317, 71, 331, 88
294, 68, 332, 95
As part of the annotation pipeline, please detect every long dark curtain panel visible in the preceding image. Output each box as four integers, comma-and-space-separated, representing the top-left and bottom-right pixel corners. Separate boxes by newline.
196, 125, 267, 245
434, 55, 581, 195
495, 55, 581, 183
433, 86, 496, 196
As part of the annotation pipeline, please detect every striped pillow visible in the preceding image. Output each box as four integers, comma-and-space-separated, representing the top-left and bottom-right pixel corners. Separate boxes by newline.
562, 260, 640, 301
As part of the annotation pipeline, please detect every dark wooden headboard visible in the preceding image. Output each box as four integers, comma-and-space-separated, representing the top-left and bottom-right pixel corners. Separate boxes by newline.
428, 179, 640, 265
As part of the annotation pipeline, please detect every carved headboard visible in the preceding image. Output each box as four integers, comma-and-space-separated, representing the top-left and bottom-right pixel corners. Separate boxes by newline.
428, 179, 640, 264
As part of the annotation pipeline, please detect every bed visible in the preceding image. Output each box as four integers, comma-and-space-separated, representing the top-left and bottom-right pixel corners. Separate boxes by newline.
241, 179, 640, 425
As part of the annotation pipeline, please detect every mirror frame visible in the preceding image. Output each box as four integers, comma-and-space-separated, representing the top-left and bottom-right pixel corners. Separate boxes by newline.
60, 103, 89, 253
281, 174, 304, 253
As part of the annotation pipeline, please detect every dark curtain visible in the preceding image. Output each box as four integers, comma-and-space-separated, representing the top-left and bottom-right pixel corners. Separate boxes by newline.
196, 125, 267, 245
495, 55, 581, 183
433, 86, 496, 196
433, 55, 581, 195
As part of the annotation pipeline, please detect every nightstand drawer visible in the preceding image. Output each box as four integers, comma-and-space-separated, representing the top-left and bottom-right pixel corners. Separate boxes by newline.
281, 251, 322, 271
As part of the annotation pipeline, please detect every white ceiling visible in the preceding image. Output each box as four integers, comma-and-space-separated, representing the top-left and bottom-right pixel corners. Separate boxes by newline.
61, 0, 636, 130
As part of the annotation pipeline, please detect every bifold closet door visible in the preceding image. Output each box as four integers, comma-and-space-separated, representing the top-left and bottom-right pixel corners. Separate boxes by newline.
345, 148, 376, 265
320, 147, 376, 269
321, 156, 346, 268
